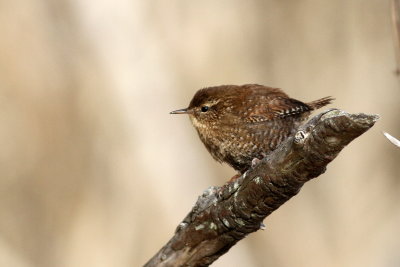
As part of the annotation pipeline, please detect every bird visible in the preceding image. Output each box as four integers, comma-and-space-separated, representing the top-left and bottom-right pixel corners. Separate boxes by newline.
170, 84, 333, 173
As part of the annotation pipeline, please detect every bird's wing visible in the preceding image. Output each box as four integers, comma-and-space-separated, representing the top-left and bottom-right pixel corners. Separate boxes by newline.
245, 97, 312, 123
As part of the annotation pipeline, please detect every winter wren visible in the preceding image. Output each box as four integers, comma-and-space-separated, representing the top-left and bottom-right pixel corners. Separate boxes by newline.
171, 84, 333, 173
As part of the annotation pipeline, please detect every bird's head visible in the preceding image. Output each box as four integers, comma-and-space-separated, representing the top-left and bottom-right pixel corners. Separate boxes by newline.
170, 86, 234, 129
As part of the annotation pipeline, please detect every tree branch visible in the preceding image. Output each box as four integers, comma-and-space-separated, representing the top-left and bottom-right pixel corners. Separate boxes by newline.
144, 109, 379, 267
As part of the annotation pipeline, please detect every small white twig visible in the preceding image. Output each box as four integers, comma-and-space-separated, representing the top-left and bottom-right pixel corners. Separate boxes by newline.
383, 132, 400, 148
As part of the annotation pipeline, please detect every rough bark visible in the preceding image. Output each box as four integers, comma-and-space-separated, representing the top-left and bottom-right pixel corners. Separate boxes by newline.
144, 109, 379, 267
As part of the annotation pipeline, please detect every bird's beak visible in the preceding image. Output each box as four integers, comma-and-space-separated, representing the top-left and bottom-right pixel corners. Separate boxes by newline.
170, 108, 191, 114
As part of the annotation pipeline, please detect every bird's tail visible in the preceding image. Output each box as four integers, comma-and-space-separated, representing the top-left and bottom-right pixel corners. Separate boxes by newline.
308, 96, 334, 110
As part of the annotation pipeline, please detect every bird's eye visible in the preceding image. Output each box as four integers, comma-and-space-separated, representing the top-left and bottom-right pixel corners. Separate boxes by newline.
201, 106, 209, 112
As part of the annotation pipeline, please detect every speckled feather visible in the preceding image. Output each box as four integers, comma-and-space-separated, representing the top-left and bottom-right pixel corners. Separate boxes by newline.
180, 84, 333, 173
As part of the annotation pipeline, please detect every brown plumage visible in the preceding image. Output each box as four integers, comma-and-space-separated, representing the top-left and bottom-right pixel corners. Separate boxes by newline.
171, 84, 333, 173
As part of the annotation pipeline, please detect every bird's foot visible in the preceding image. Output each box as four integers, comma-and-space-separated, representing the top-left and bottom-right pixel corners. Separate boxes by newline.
228, 173, 241, 183
251, 158, 261, 168
216, 173, 242, 199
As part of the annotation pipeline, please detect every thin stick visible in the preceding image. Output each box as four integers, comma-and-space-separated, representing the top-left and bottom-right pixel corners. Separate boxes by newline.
391, 0, 400, 75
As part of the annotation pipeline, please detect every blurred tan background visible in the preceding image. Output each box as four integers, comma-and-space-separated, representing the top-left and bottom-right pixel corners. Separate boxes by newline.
0, 0, 399, 266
